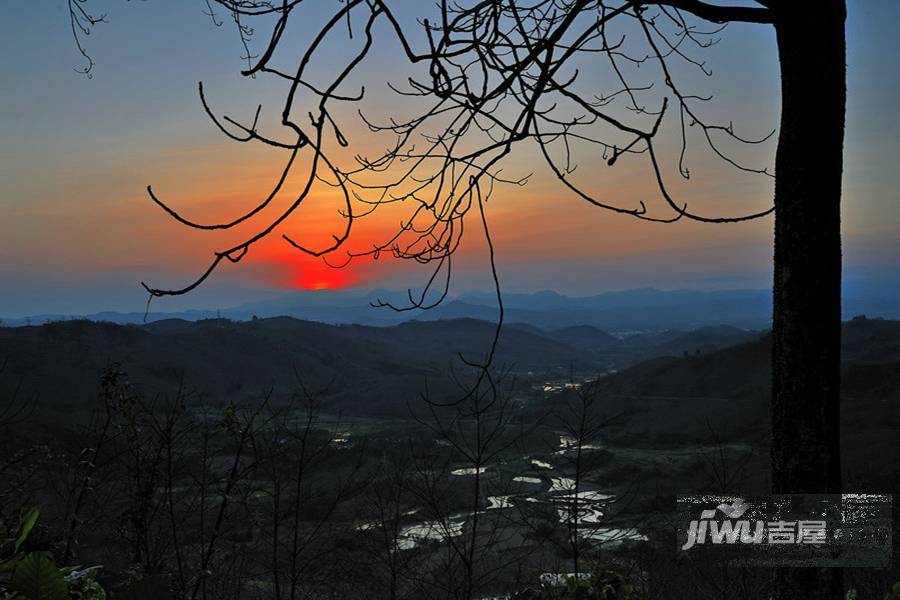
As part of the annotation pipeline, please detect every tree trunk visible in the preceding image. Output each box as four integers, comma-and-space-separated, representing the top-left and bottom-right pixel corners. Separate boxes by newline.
770, 1, 845, 596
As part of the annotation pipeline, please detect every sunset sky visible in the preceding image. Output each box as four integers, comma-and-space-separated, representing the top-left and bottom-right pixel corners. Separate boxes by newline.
2, 1, 899, 316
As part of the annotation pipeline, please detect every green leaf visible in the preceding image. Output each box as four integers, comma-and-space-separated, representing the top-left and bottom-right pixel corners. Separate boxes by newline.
15, 508, 40, 553
9, 551, 69, 600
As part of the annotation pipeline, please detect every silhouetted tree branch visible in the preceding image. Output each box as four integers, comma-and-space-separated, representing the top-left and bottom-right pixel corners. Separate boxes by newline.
70, 2, 849, 596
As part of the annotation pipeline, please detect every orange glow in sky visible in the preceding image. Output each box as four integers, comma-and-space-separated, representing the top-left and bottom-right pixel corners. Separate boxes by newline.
2, 1, 899, 315
286, 260, 358, 291
247, 240, 362, 291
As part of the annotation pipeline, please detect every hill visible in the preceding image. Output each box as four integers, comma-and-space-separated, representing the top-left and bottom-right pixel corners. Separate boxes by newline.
0, 317, 600, 416
2, 316, 898, 491
546, 325, 622, 350
587, 317, 900, 491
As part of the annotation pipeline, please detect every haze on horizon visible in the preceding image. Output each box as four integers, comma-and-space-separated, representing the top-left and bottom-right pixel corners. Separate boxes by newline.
2, 1, 899, 317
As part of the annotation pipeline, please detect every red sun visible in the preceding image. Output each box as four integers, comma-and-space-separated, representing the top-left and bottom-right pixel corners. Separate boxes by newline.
286, 260, 357, 290
249, 241, 359, 291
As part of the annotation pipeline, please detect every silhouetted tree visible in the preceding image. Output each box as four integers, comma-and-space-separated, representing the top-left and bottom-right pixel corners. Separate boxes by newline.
408, 375, 527, 598
72, 1, 848, 596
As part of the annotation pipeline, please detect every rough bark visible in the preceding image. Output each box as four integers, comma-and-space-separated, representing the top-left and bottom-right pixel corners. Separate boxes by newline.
770, 1, 846, 597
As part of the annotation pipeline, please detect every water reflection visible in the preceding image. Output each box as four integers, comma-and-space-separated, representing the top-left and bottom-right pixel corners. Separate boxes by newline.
512, 476, 542, 484
451, 466, 487, 475
397, 519, 465, 550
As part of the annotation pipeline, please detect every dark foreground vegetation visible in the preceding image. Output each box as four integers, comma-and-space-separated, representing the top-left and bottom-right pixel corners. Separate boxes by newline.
1, 316, 898, 599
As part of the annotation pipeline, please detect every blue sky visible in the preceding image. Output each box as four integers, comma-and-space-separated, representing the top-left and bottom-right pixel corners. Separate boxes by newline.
1, 1, 899, 316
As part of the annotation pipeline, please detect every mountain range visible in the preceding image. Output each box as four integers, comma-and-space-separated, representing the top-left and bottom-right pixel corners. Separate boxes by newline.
5, 285, 897, 332
0, 315, 770, 416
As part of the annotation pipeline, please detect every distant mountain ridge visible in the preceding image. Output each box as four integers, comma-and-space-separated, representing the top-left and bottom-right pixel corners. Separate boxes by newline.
2, 286, 897, 331
0, 287, 770, 329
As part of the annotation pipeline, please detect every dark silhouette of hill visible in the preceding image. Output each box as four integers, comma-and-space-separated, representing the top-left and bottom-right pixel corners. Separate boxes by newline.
600, 336, 768, 401
2, 315, 897, 489
646, 324, 758, 356
841, 315, 900, 363
529, 324, 761, 368
3, 315, 898, 428
588, 316, 900, 492
599, 317, 900, 401
0, 317, 602, 416
547, 325, 622, 350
